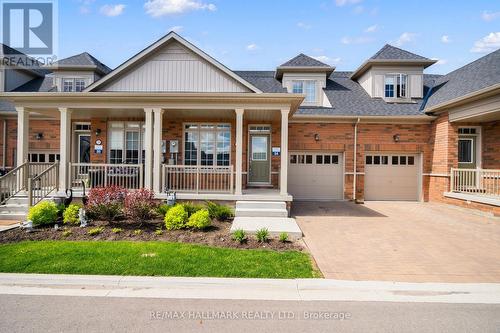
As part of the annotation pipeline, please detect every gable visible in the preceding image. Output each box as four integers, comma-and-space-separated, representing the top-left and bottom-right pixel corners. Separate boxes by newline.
96, 40, 252, 93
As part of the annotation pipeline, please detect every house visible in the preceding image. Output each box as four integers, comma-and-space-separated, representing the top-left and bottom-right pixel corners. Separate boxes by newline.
0, 32, 499, 217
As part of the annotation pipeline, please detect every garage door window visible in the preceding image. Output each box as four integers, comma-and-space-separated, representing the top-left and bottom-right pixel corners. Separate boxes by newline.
367, 155, 414, 166
290, 153, 339, 165
366, 155, 388, 165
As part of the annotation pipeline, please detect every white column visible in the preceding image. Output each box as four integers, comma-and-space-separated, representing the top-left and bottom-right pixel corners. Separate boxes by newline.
235, 108, 244, 195
152, 108, 164, 193
280, 108, 289, 196
59, 108, 72, 191
143, 108, 154, 190
16, 107, 29, 167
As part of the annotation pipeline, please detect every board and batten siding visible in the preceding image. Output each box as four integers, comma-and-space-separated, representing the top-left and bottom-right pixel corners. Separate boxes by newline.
100, 41, 251, 93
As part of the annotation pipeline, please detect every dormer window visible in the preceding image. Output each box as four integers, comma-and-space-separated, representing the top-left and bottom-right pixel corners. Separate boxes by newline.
292, 80, 317, 103
63, 78, 86, 92
384, 74, 407, 98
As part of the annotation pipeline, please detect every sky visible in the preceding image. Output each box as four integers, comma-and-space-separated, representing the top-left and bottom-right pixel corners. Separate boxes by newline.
52, 0, 500, 74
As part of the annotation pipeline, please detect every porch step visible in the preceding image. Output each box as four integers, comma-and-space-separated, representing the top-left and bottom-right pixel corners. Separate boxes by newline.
0, 212, 26, 221
236, 201, 286, 210
230, 217, 302, 239
235, 208, 288, 218
0, 203, 29, 213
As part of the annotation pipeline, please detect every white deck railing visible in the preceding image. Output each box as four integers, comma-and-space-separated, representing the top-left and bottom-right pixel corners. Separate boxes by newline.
162, 165, 234, 194
69, 163, 143, 190
450, 168, 500, 197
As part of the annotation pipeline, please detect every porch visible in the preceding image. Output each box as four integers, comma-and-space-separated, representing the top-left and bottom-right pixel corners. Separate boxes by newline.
446, 168, 500, 207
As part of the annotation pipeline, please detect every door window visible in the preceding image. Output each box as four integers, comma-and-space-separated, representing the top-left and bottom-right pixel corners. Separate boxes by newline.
458, 139, 474, 163
79, 135, 91, 163
251, 136, 268, 161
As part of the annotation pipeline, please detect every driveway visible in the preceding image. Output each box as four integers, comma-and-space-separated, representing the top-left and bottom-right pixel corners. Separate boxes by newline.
293, 201, 500, 282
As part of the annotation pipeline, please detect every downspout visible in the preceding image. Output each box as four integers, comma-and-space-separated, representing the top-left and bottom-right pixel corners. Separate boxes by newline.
2, 119, 6, 169
353, 118, 360, 201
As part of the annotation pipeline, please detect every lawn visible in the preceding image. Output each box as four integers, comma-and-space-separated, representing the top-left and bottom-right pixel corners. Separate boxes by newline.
0, 241, 318, 278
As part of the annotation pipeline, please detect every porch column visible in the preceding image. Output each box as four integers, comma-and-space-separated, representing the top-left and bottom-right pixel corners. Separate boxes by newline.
59, 108, 72, 191
143, 108, 154, 190
280, 108, 289, 196
235, 108, 244, 195
16, 107, 29, 167
152, 108, 164, 193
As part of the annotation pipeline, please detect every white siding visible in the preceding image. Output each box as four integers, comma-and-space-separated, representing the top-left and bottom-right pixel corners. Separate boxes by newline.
410, 74, 423, 98
358, 69, 373, 97
363, 65, 425, 99
100, 41, 250, 92
373, 74, 384, 97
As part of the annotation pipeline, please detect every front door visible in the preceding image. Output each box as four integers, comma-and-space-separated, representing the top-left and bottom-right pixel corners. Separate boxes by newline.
458, 136, 477, 169
78, 134, 91, 164
249, 134, 270, 184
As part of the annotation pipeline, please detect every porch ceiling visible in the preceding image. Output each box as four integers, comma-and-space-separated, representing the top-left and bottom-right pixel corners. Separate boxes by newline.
450, 109, 500, 123
164, 109, 281, 121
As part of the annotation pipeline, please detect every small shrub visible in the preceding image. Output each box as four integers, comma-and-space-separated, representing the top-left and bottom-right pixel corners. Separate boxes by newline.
232, 229, 247, 244
164, 205, 188, 230
133, 229, 142, 236
63, 204, 81, 224
256, 228, 269, 243
279, 232, 289, 243
206, 201, 234, 221
88, 226, 104, 236
181, 202, 203, 217
124, 189, 157, 222
62, 230, 72, 237
154, 228, 163, 236
187, 209, 211, 230
86, 186, 128, 222
111, 227, 123, 234
27, 201, 59, 226
156, 204, 172, 218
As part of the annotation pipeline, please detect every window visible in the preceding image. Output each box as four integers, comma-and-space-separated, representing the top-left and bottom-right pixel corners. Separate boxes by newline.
75, 123, 91, 131
458, 128, 477, 135
62, 78, 86, 92
184, 124, 231, 166
108, 122, 144, 164
75, 79, 86, 92
29, 152, 59, 163
290, 155, 297, 164
305, 155, 313, 164
316, 155, 323, 164
385, 74, 407, 98
458, 139, 473, 163
63, 79, 74, 92
292, 80, 317, 103
392, 156, 399, 165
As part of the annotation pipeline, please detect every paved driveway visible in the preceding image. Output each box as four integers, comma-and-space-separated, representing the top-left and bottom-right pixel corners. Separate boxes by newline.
293, 201, 500, 282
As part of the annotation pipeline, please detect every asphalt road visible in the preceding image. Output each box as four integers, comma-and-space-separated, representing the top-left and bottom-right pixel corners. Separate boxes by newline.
0, 295, 499, 333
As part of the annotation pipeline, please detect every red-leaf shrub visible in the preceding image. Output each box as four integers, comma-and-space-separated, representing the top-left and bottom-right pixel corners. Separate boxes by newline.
124, 188, 158, 222
86, 186, 128, 222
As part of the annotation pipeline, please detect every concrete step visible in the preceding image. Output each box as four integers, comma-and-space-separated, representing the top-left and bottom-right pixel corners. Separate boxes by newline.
235, 208, 288, 218
230, 217, 302, 239
0, 212, 26, 220
236, 201, 286, 210
0, 203, 29, 213
6, 197, 29, 205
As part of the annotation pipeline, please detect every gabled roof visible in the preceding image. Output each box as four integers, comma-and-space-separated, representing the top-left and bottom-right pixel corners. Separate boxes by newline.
424, 48, 500, 111
275, 53, 334, 79
351, 44, 436, 80
12, 76, 56, 92
0, 43, 50, 76
49, 52, 112, 75
234, 71, 286, 93
85, 32, 262, 93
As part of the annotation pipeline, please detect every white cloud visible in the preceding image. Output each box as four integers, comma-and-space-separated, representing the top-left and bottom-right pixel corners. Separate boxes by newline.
297, 22, 311, 30
341, 36, 374, 45
312, 55, 341, 65
481, 10, 500, 21
365, 24, 378, 33
393, 32, 417, 46
246, 43, 259, 51
335, 0, 362, 6
145, 0, 216, 17
441, 35, 451, 44
168, 25, 184, 33
431, 58, 448, 65
470, 32, 500, 53
78, 0, 95, 14
100, 4, 126, 17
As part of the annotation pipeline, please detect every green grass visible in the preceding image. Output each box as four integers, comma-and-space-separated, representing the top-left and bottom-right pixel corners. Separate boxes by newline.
0, 241, 318, 279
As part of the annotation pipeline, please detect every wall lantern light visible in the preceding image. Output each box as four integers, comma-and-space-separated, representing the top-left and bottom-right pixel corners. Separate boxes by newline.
314, 133, 320, 142
35, 133, 43, 140
95, 128, 102, 136
393, 134, 401, 143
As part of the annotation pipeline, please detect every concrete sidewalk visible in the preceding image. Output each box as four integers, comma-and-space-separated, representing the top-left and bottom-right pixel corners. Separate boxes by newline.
1, 273, 500, 304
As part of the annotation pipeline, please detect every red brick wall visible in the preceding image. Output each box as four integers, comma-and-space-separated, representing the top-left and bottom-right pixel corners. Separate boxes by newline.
482, 121, 500, 169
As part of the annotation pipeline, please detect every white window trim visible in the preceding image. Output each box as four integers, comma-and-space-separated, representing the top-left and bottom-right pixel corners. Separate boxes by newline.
458, 126, 482, 168
62, 78, 87, 92
458, 138, 475, 164
107, 121, 145, 164
291, 80, 318, 105
384, 73, 408, 99
182, 122, 232, 167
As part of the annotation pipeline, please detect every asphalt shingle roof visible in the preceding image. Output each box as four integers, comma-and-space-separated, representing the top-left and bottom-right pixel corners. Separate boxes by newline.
13, 76, 55, 92
370, 44, 430, 61
54, 52, 112, 74
425, 48, 500, 109
279, 53, 332, 67
234, 71, 286, 93
0, 43, 50, 76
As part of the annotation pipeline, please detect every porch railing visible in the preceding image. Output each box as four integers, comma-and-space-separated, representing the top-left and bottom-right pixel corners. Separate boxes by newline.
28, 162, 59, 207
162, 165, 234, 194
69, 163, 143, 190
450, 168, 500, 197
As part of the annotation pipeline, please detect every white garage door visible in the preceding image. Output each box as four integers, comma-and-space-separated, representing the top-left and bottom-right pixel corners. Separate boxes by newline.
364, 154, 420, 201
288, 152, 343, 200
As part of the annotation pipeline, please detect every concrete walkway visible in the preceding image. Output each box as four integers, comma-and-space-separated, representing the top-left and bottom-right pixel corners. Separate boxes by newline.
0, 220, 19, 232
1, 273, 500, 304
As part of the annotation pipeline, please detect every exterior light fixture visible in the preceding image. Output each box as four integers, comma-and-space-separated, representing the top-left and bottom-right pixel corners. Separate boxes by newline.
314, 133, 320, 142
95, 128, 102, 136
35, 133, 43, 140
393, 134, 400, 142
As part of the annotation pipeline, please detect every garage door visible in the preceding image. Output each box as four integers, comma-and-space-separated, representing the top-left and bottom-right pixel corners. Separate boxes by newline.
364, 154, 420, 201
288, 152, 343, 200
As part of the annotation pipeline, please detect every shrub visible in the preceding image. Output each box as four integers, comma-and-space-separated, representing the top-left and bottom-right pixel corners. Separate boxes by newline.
111, 228, 123, 234
124, 189, 157, 222
279, 232, 289, 243
133, 229, 142, 236
88, 227, 104, 236
63, 204, 81, 224
232, 229, 247, 244
256, 228, 269, 243
206, 201, 234, 221
181, 202, 203, 217
154, 228, 163, 236
86, 186, 128, 222
164, 205, 188, 230
187, 209, 211, 230
27, 201, 59, 226
62, 230, 72, 237
156, 204, 172, 218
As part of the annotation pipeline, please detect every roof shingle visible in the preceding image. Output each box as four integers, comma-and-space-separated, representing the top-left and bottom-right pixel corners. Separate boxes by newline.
279, 53, 332, 68
370, 44, 430, 61
53, 52, 112, 74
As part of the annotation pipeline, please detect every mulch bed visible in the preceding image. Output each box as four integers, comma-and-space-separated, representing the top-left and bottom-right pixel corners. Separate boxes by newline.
0, 219, 303, 251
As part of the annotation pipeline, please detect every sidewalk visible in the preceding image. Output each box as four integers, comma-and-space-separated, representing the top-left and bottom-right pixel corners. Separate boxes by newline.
1, 273, 500, 304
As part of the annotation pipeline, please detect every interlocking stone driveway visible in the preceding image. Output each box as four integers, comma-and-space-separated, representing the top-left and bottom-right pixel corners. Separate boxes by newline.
293, 201, 500, 282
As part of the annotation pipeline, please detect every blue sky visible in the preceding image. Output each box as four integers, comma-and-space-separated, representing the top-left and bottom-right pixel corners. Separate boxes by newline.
55, 0, 500, 74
